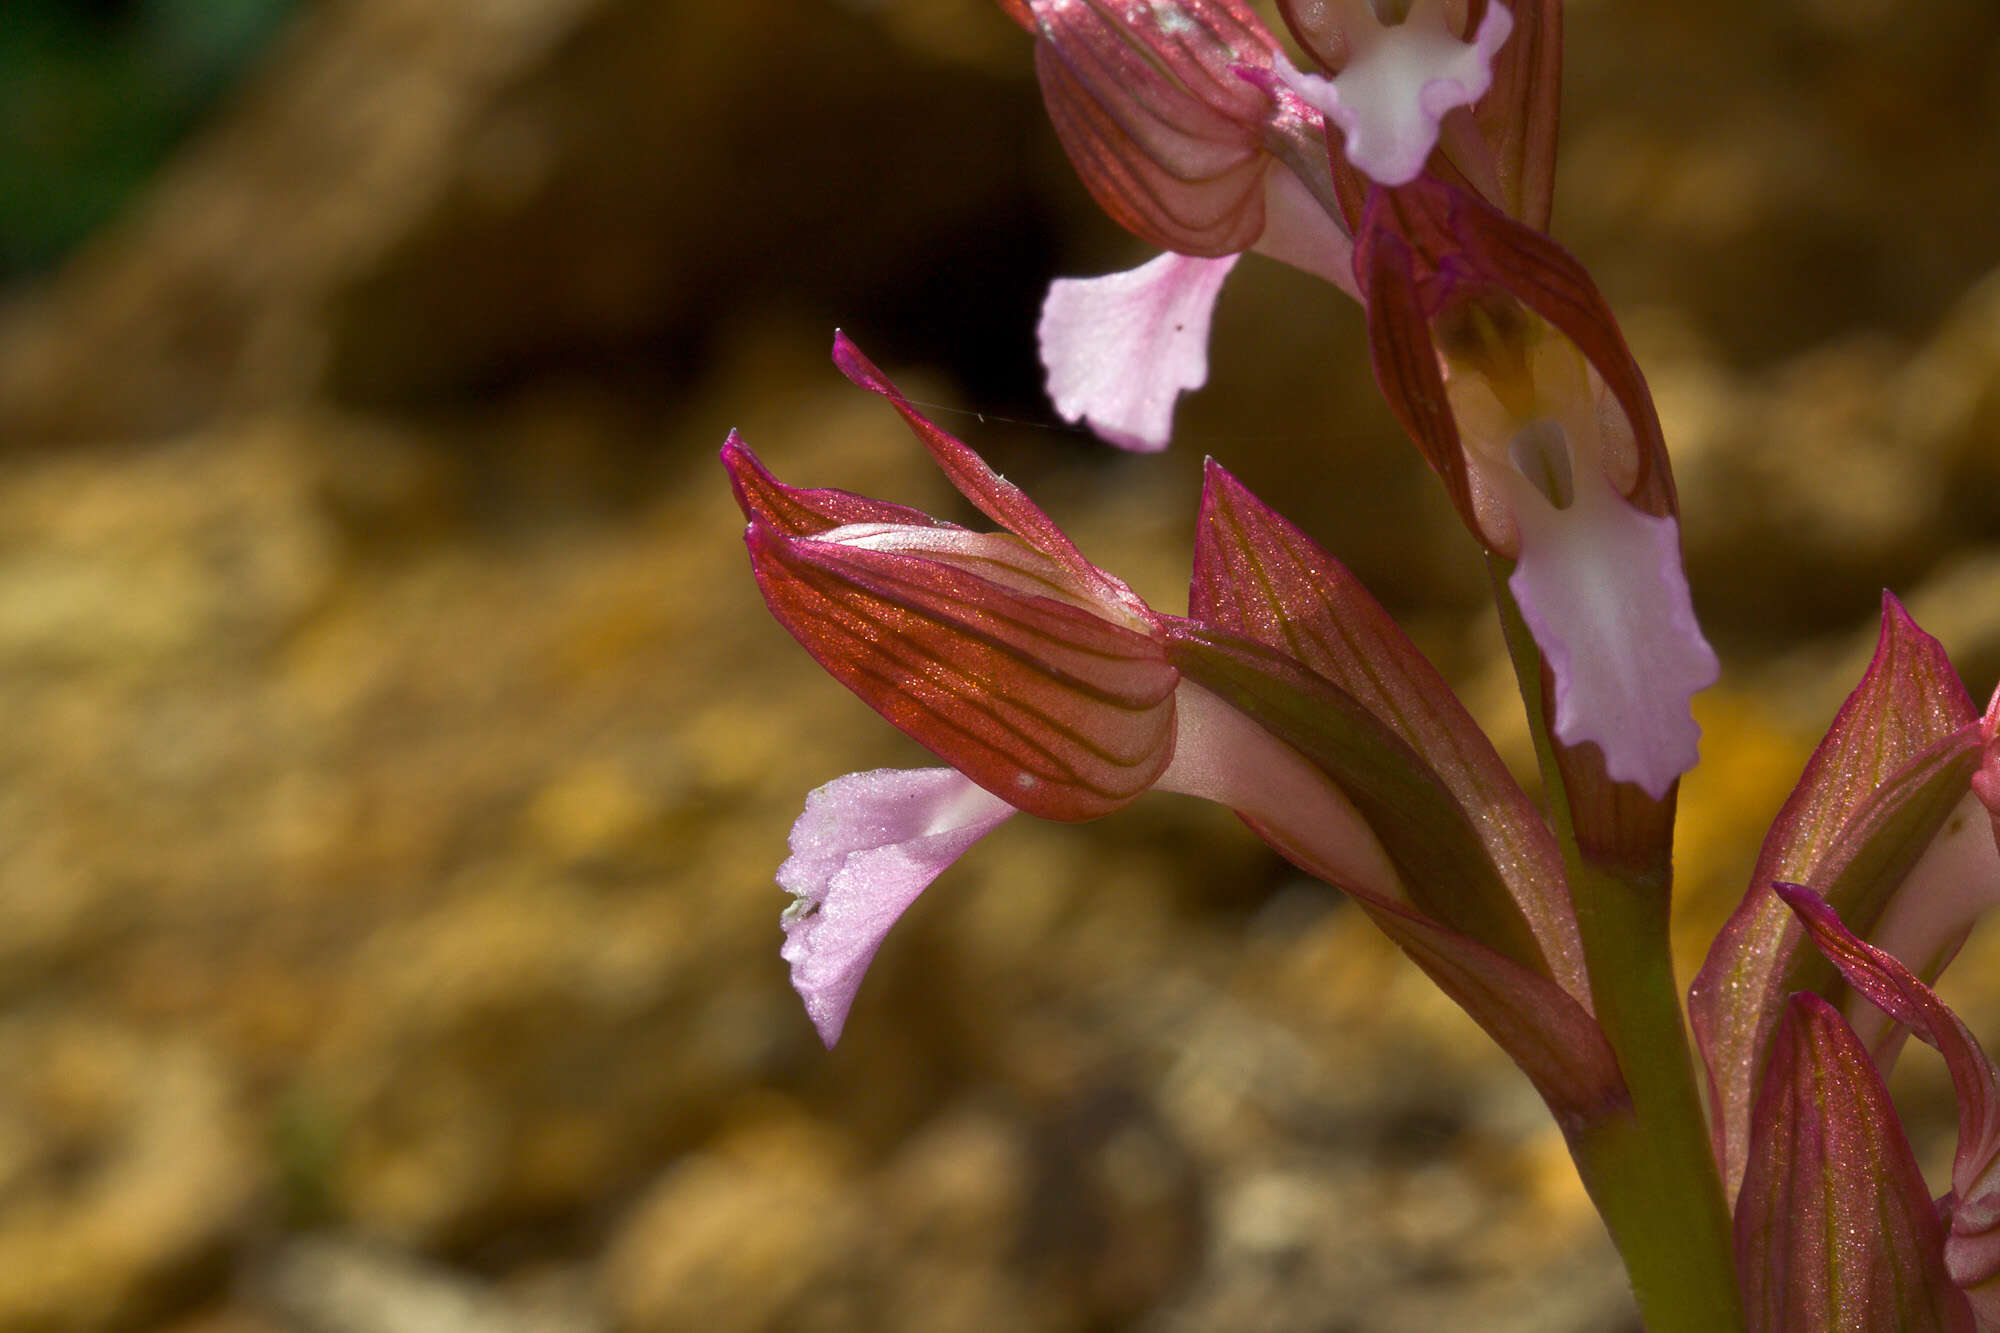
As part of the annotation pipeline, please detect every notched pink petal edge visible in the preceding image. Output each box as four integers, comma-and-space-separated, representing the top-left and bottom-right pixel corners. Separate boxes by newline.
1038, 251, 1240, 453
778, 767, 1017, 1047
1506, 466, 1716, 799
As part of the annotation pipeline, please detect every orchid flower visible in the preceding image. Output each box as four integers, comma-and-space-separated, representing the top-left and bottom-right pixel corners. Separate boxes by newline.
729, 333, 1397, 1044
1009, 0, 1703, 802
727, 336, 1625, 1139
1691, 599, 2000, 1204
1352, 176, 1716, 802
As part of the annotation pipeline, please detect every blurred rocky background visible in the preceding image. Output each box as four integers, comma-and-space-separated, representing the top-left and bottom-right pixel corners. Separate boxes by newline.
0, 0, 1995, 1329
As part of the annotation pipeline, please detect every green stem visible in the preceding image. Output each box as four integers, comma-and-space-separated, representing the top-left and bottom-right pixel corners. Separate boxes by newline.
1491, 559, 1743, 1333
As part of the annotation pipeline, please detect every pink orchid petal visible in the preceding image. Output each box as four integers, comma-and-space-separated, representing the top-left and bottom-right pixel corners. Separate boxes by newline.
1038, 251, 1240, 452
743, 520, 1179, 822
1859, 789, 2000, 1048
1474, 0, 1560, 228
1273, 0, 1513, 187
722, 432, 952, 538
1029, 0, 1273, 255
1159, 624, 1626, 1129
1352, 207, 1478, 522
778, 768, 1017, 1047
1506, 459, 1717, 799
1157, 679, 1403, 904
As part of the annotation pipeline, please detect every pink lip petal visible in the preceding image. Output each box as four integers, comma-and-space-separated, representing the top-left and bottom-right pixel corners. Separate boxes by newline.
1037, 251, 1241, 452
1506, 463, 1717, 799
778, 768, 1018, 1047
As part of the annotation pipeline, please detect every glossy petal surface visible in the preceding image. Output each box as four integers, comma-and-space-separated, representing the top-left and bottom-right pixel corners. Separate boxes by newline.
1161, 619, 1624, 1131
1030, 0, 1273, 254
779, 768, 1017, 1047
832, 331, 1143, 614
745, 521, 1179, 821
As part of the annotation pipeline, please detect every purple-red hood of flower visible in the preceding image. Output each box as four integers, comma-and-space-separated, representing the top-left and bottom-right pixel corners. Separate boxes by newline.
1020, 0, 1343, 258
727, 334, 1180, 822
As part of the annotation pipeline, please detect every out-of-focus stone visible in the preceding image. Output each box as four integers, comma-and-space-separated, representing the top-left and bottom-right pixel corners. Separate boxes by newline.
0, 1018, 254, 1332
264, 1236, 600, 1333
601, 1105, 859, 1333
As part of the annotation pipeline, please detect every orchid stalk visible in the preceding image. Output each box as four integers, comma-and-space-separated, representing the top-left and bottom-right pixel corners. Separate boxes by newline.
722, 0, 1999, 1326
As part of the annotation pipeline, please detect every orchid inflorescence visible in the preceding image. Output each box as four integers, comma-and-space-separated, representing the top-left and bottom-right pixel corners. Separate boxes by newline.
724, 1, 2000, 1327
